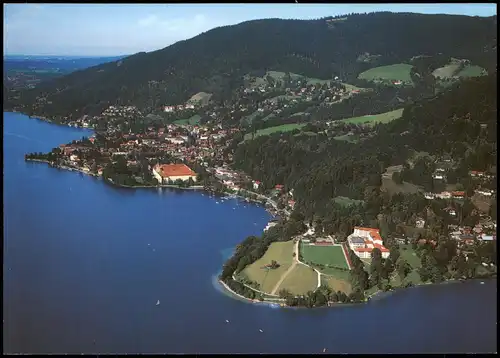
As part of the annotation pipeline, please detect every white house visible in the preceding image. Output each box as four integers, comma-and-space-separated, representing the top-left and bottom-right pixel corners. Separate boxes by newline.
347, 227, 390, 259
253, 181, 261, 190
165, 137, 185, 145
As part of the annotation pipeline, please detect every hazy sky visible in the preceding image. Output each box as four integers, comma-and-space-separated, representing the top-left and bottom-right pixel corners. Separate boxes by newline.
3, 3, 497, 56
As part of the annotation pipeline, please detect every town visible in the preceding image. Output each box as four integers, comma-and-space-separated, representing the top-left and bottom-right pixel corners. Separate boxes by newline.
23, 71, 496, 308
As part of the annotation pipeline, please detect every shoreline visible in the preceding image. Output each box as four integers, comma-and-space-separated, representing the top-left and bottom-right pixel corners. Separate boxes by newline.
218, 269, 495, 309
17, 114, 497, 310
24, 158, 278, 214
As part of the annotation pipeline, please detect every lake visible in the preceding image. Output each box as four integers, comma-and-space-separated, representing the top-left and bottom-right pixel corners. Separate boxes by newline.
3, 112, 497, 354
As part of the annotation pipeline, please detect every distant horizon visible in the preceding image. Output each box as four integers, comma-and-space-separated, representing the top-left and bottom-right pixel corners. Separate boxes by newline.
4, 54, 130, 58
4, 5, 497, 57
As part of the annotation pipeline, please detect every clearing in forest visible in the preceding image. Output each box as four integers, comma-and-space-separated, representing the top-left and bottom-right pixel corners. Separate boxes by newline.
243, 123, 306, 140
358, 64, 413, 83
340, 108, 404, 126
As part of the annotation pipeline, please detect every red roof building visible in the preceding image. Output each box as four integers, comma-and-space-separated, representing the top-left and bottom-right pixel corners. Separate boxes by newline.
152, 164, 197, 184
347, 227, 390, 259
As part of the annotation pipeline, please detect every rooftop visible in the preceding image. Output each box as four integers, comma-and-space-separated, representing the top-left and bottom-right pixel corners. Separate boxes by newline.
349, 237, 365, 244
155, 164, 196, 178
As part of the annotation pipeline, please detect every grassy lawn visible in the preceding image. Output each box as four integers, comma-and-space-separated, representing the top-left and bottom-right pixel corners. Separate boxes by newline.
399, 244, 421, 268
333, 196, 364, 207
300, 243, 349, 269
277, 263, 318, 295
358, 64, 413, 83
432, 63, 461, 79
456, 65, 487, 78
243, 240, 295, 293
333, 134, 359, 143
173, 114, 201, 125
188, 92, 212, 106
340, 108, 404, 126
433, 63, 487, 79
321, 274, 352, 295
244, 123, 306, 140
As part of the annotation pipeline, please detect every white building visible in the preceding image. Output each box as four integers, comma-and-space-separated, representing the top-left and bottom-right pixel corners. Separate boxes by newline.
416, 218, 426, 228
165, 137, 185, 145
152, 164, 197, 184
347, 227, 390, 259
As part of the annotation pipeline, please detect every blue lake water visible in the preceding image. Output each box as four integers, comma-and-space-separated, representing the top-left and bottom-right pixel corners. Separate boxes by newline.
3, 112, 497, 354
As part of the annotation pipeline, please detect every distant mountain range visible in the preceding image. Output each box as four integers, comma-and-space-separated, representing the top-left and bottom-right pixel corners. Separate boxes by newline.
4, 12, 497, 118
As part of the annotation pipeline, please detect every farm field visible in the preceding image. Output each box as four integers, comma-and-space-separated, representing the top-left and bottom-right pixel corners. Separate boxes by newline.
433, 63, 487, 79
358, 64, 413, 83
300, 243, 349, 269
243, 240, 295, 293
432, 63, 461, 79
243, 123, 306, 140
174, 114, 201, 125
276, 263, 318, 295
340, 108, 404, 126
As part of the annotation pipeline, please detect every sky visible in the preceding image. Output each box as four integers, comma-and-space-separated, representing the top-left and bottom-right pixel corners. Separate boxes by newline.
3, 3, 497, 57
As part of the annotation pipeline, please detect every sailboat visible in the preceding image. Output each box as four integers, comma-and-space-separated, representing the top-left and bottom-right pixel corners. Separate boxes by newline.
156, 300, 160, 306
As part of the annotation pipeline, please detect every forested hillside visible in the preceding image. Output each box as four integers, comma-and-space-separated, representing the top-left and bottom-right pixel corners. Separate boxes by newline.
4, 12, 496, 119
232, 74, 497, 220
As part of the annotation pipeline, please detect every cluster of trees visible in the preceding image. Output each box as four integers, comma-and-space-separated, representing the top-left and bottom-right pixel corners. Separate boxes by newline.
25, 151, 56, 160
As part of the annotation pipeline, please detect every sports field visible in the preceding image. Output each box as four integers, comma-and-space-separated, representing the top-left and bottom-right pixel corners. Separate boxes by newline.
300, 243, 349, 269
243, 240, 295, 293
276, 263, 318, 295
358, 63, 413, 83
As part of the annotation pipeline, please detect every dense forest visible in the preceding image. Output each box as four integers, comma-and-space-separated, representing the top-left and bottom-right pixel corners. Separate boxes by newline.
4, 12, 496, 119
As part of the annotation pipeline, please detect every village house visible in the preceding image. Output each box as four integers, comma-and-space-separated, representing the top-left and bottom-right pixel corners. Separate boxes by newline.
347, 227, 390, 259
452, 191, 465, 198
152, 163, 197, 184
415, 217, 426, 228
253, 180, 261, 190
475, 188, 493, 197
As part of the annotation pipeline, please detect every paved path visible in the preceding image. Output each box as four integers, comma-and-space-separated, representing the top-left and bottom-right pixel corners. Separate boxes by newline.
270, 240, 299, 295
